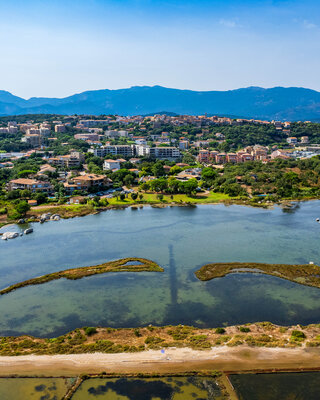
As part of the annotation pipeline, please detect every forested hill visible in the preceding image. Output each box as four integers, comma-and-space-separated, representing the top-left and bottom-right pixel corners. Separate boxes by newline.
0, 86, 320, 121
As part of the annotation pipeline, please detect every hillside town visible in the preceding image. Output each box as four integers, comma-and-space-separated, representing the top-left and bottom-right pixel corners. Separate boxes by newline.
0, 113, 320, 221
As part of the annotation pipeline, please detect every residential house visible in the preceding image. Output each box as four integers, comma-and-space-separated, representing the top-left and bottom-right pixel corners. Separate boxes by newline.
8, 178, 53, 193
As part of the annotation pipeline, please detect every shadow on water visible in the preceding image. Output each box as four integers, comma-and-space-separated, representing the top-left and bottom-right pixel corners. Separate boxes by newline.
88, 379, 174, 400
75, 377, 220, 399
169, 244, 178, 305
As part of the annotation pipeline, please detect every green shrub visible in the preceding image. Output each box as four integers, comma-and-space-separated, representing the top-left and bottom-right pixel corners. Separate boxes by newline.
291, 330, 306, 340
215, 327, 226, 334
144, 336, 164, 345
134, 329, 141, 337
84, 327, 97, 336
239, 326, 250, 333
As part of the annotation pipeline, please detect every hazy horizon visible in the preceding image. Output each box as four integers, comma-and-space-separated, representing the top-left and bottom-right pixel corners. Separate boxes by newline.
3, 84, 320, 101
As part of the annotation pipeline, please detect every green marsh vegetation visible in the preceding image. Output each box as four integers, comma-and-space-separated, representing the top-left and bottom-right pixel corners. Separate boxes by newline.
195, 262, 320, 289
0, 258, 163, 296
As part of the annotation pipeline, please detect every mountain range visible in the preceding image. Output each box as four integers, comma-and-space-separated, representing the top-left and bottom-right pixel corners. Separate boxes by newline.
1, 86, 320, 121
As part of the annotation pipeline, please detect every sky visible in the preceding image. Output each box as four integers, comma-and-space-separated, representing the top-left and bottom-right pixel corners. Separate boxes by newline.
0, 0, 319, 98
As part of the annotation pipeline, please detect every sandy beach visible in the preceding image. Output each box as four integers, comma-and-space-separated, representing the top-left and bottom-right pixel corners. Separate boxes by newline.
0, 346, 320, 376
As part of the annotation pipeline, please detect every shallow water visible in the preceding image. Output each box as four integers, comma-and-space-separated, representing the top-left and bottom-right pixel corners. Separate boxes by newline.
230, 372, 320, 400
72, 377, 223, 400
1, 202, 320, 337
0, 377, 73, 400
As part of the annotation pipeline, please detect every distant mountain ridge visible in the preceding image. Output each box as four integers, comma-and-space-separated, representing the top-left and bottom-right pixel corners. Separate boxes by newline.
0, 85, 320, 121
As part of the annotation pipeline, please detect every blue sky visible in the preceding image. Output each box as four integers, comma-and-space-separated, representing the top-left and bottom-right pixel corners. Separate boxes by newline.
0, 0, 319, 98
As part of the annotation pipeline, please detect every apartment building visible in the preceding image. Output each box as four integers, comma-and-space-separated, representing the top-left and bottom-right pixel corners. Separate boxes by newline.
79, 120, 107, 128
21, 134, 42, 148
149, 147, 181, 161
105, 130, 128, 138
74, 133, 100, 141
135, 144, 151, 157
197, 149, 210, 163
48, 151, 85, 168
287, 137, 298, 144
69, 174, 111, 191
8, 178, 53, 193
93, 145, 134, 158
179, 140, 189, 150
103, 159, 121, 171
54, 124, 66, 133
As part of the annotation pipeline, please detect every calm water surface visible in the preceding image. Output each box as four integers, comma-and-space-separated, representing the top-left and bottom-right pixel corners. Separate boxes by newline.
0, 377, 73, 400
230, 372, 320, 400
72, 377, 223, 400
1, 203, 320, 337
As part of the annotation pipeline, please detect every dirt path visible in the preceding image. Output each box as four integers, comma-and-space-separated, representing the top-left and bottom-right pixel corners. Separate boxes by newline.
0, 346, 320, 376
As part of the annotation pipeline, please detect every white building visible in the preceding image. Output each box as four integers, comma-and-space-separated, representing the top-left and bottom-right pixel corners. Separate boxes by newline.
103, 159, 121, 171
149, 147, 181, 161
135, 144, 150, 157
105, 130, 128, 138
94, 145, 134, 158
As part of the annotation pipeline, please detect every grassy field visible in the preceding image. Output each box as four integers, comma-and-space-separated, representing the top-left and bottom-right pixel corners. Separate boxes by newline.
107, 191, 233, 206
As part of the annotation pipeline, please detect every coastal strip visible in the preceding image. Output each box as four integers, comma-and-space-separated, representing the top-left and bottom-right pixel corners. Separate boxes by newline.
1, 323, 320, 357
195, 262, 320, 289
0, 346, 320, 376
0, 258, 163, 296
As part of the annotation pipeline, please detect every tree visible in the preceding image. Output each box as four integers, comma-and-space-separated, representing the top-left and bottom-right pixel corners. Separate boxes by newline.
182, 153, 195, 165
169, 165, 183, 175
150, 178, 168, 192
131, 192, 138, 200
15, 201, 30, 216
181, 178, 198, 195
33, 192, 48, 204
151, 161, 165, 177
120, 193, 125, 201
124, 174, 134, 187
223, 183, 244, 197
140, 182, 150, 191
168, 177, 180, 193
20, 189, 32, 199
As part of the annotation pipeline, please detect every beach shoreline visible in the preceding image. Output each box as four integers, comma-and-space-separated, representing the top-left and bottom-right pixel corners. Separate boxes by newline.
0, 346, 320, 376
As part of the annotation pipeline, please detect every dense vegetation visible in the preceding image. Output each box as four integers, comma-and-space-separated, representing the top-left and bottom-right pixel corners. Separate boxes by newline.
1, 322, 320, 357
201, 157, 320, 200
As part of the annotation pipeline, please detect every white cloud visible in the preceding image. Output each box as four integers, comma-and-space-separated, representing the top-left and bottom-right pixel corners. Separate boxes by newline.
219, 19, 238, 29
303, 20, 317, 29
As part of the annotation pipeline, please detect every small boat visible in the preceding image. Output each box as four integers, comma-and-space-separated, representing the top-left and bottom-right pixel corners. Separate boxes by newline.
24, 228, 33, 235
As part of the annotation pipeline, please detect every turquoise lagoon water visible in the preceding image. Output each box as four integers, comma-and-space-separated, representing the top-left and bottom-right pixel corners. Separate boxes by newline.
1, 202, 320, 337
